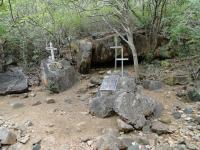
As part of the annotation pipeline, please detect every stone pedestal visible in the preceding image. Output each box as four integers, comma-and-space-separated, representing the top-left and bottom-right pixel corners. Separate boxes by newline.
41, 59, 78, 92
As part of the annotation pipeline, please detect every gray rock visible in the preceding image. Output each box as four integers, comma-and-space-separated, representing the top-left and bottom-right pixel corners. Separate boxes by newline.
89, 95, 116, 118
78, 40, 92, 74
163, 71, 190, 86
143, 80, 163, 90
90, 77, 101, 85
10, 102, 25, 109
117, 76, 137, 93
172, 112, 181, 119
0, 127, 17, 145
32, 143, 41, 150
117, 119, 134, 133
114, 92, 162, 129
183, 107, 193, 114
0, 67, 28, 95
32, 138, 41, 150
95, 133, 122, 150
41, 59, 78, 92
46, 98, 55, 104
151, 121, 173, 135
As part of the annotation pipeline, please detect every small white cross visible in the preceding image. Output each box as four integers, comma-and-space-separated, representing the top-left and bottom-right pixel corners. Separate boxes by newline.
46, 42, 57, 62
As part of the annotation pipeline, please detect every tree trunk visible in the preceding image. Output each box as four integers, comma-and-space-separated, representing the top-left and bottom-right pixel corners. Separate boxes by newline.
127, 33, 139, 79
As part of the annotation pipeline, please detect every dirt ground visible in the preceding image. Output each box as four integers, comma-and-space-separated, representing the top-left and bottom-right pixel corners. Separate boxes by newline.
0, 66, 189, 150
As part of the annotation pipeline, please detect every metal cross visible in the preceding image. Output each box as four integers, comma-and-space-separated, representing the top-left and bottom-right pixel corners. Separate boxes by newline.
110, 36, 129, 77
46, 42, 57, 62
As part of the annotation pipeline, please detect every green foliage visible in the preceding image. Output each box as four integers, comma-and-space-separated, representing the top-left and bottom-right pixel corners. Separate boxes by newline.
47, 81, 59, 94
0, 0, 200, 69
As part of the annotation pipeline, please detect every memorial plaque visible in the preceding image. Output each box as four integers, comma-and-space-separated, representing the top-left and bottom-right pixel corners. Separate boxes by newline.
100, 75, 120, 91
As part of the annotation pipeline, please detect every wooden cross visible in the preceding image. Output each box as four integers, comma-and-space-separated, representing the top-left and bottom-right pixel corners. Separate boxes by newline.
110, 36, 129, 77
46, 42, 57, 62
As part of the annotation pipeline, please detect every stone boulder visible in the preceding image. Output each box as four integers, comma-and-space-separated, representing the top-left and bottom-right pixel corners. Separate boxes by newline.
163, 71, 190, 86
41, 59, 78, 92
143, 80, 163, 90
89, 74, 137, 117
151, 121, 175, 135
117, 119, 134, 133
0, 67, 28, 95
114, 92, 162, 129
0, 128, 17, 145
95, 133, 122, 150
89, 95, 116, 118
78, 40, 92, 74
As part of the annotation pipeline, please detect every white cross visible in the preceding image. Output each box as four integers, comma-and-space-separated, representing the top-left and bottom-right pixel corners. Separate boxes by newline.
110, 36, 129, 77
46, 42, 57, 62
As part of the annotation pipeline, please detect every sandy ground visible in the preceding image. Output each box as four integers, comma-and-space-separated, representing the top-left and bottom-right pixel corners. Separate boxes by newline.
0, 66, 188, 150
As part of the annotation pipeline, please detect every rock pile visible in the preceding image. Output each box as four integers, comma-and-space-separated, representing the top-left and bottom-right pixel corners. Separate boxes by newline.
89, 73, 163, 129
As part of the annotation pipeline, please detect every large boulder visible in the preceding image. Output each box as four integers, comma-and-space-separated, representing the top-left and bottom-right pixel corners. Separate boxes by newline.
41, 59, 78, 92
0, 67, 28, 95
143, 80, 163, 90
78, 40, 92, 74
91, 36, 116, 66
89, 74, 137, 117
89, 95, 116, 118
114, 92, 162, 129
163, 71, 190, 86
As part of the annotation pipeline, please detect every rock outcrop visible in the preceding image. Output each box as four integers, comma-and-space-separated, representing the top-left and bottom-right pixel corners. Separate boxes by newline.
77, 40, 92, 74
77, 33, 167, 74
